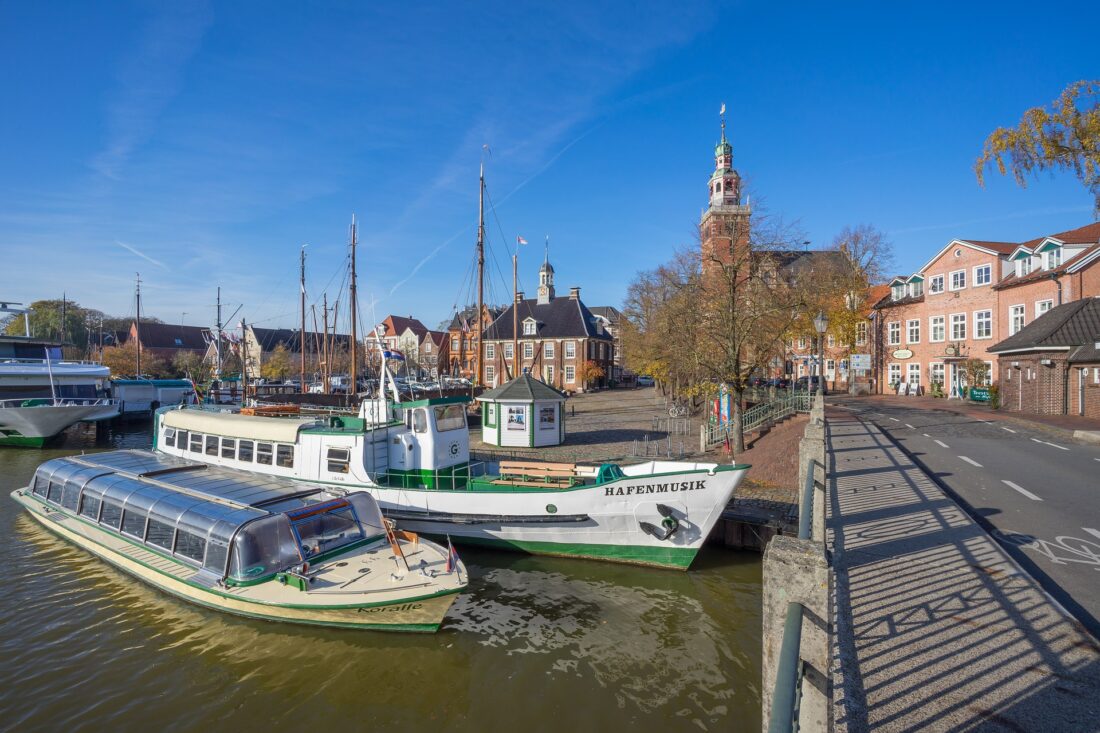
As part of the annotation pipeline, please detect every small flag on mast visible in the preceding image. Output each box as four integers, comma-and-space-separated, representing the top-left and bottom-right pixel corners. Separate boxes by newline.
517, 236, 528, 245
445, 535, 460, 573
720, 102, 726, 115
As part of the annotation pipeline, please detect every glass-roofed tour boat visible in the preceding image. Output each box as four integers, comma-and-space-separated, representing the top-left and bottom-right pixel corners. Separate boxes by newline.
12, 450, 467, 632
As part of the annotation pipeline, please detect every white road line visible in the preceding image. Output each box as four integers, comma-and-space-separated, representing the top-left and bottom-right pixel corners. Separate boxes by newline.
922, 433, 931, 438
1083, 528, 1100, 541
1028, 437, 1068, 450
934, 440, 949, 448
905, 423, 915, 429
958, 456, 983, 467
889, 417, 900, 422
1001, 427, 1016, 433
1002, 480, 1042, 501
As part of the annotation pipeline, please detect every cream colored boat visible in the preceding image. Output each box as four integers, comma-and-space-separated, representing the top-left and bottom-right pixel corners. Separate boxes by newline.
13, 450, 467, 632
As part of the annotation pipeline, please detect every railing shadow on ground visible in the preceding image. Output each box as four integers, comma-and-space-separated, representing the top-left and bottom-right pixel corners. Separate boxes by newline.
827, 414, 1100, 733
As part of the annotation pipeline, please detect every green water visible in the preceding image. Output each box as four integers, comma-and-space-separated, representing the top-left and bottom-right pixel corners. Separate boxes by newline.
0, 422, 763, 732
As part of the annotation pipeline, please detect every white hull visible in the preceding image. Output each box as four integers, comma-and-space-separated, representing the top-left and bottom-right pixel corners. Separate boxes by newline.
0, 400, 120, 441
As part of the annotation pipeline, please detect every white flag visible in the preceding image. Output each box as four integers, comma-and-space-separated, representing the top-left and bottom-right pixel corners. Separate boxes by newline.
720, 102, 726, 115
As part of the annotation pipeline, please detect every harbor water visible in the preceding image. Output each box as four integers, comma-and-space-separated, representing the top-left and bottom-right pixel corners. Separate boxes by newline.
0, 421, 763, 732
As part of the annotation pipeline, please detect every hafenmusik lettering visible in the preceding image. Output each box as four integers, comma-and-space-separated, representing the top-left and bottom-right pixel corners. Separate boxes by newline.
605, 479, 706, 497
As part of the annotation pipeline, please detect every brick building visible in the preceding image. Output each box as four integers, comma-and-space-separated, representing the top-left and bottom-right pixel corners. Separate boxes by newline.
989, 298, 1100, 417
445, 304, 501, 379
869, 223, 1100, 396
417, 330, 449, 378
481, 257, 613, 392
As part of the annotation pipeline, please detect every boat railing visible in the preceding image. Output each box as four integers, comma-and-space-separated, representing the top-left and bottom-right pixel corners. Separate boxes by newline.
0, 397, 119, 409
377, 463, 477, 491
0, 358, 105, 366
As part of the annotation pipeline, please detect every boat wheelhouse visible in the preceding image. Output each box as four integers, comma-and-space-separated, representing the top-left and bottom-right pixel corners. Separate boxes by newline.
13, 450, 466, 631
154, 395, 750, 570
112, 378, 196, 416
0, 334, 119, 446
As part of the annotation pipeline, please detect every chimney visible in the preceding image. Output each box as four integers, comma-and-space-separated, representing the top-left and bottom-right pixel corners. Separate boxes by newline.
516, 291, 524, 303
569, 286, 580, 300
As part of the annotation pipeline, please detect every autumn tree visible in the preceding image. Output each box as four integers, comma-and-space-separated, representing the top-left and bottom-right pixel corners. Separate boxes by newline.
99, 341, 167, 378
975, 80, 1100, 213
171, 351, 210, 381
577, 360, 606, 390
260, 343, 292, 381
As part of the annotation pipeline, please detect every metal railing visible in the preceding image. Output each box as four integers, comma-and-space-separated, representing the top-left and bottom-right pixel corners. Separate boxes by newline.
631, 434, 685, 459
701, 393, 813, 451
0, 397, 118, 409
769, 455, 821, 733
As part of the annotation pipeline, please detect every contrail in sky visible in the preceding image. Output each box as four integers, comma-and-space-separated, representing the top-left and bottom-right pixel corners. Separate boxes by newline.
385, 124, 600, 300
116, 240, 169, 269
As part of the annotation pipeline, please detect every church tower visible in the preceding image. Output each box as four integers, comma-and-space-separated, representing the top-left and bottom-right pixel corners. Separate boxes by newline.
700, 105, 751, 275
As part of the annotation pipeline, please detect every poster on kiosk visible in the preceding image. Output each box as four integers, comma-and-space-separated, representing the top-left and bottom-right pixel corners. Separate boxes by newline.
713, 384, 732, 425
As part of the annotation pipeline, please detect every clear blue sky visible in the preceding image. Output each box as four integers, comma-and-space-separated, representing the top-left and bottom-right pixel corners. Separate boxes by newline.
1, 1, 1096, 333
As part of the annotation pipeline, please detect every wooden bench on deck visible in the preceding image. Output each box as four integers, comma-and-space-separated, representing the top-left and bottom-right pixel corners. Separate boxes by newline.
496, 461, 580, 488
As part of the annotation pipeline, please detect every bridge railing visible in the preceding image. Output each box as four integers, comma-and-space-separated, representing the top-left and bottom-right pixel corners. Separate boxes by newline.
699, 393, 813, 452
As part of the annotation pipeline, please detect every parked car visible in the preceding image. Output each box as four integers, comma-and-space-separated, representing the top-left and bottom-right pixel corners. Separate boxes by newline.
768, 377, 791, 389
748, 376, 767, 387
794, 376, 828, 394
636, 375, 655, 387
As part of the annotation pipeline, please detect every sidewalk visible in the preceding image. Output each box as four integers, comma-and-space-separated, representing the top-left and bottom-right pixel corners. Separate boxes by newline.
828, 410, 1100, 731
855, 393, 1100, 440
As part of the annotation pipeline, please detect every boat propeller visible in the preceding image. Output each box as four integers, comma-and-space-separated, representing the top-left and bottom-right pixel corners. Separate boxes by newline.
639, 504, 680, 541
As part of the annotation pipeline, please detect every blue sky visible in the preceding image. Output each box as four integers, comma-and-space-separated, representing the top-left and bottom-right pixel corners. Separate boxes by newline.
1, 1, 1097, 333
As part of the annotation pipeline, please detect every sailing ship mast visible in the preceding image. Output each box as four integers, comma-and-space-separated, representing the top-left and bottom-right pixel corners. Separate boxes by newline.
322, 292, 330, 394
475, 164, 485, 386
299, 246, 307, 391
349, 216, 358, 399
135, 274, 142, 376
513, 251, 518, 379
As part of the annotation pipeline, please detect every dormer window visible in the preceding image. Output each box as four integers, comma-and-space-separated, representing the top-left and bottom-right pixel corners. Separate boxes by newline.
891, 285, 903, 301
908, 281, 923, 298
522, 319, 536, 336
1017, 258, 1032, 277
1043, 247, 1062, 270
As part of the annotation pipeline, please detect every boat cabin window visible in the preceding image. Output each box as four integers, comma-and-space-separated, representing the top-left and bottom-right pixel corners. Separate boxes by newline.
290, 501, 364, 558
80, 495, 101, 521
174, 530, 206, 564
205, 538, 229, 575
413, 408, 428, 433
227, 515, 300, 582
434, 404, 466, 432
47, 481, 63, 504
238, 440, 254, 462
189, 433, 203, 453
276, 445, 294, 468
163, 427, 176, 448
32, 475, 48, 497
256, 443, 273, 465
100, 502, 123, 529
175, 430, 188, 450
326, 448, 350, 473
60, 482, 81, 511
146, 518, 175, 551
121, 510, 147, 539
221, 438, 236, 459
205, 435, 218, 456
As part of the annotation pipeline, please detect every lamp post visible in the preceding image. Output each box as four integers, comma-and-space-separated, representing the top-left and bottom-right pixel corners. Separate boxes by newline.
813, 310, 829, 396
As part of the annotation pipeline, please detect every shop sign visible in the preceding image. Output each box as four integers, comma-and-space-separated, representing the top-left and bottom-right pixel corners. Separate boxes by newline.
892, 348, 913, 359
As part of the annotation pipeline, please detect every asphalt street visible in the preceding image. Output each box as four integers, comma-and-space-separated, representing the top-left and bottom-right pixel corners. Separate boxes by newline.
832, 397, 1100, 638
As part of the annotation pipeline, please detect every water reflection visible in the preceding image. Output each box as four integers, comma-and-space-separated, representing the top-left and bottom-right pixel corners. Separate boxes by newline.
0, 420, 762, 732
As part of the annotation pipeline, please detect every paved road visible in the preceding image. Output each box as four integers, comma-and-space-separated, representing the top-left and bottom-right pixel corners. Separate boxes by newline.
832, 397, 1100, 638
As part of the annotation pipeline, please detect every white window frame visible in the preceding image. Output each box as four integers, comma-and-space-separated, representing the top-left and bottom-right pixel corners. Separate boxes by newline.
523, 342, 533, 359
982, 361, 993, 386
950, 312, 966, 341
1035, 300, 1053, 318
827, 334, 835, 348
485, 343, 495, 360
906, 319, 920, 344
1016, 258, 1032, 278
949, 269, 966, 291
564, 341, 575, 359
973, 264, 992, 286
1043, 248, 1062, 270
797, 336, 807, 350
888, 363, 901, 386
930, 362, 945, 386
485, 365, 495, 384
930, 315, 945, 343
1009, 304, 1025, 335
856, 322, 867, 346
907, 363, 921, 385
928, 274, 944, 294
522, 319, 536, 336
887, 321, 901, 346
565, 365, 575, 383
974, 310, 992, 339
504, 343, 513, 359
544, 365, 554, 383
544, 342, 554, 359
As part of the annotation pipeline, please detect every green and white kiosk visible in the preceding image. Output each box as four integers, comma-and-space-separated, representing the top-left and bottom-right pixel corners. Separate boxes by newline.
477, 373, 566, 448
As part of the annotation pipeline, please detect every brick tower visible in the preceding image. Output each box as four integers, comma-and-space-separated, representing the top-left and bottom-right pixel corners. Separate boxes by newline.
700, 106, 751, 277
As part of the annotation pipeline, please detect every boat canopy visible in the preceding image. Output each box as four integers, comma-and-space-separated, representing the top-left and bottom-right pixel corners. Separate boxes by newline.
31, 450, 386, 583
163, 408, 315, 443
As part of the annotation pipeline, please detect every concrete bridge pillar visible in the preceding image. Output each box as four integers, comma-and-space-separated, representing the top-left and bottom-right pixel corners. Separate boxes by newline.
762, 535, 830, 733
798, 422, 827, 542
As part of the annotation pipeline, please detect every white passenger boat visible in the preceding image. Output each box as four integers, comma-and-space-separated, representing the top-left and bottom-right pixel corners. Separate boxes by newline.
153, 378, 748, 569
13, 450, 467, 632
0, 335, 119, 447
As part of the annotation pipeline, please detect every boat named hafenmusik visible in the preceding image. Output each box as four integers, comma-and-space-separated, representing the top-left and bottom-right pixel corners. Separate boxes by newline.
12, 450, 467, 632
153, 378, 749, 570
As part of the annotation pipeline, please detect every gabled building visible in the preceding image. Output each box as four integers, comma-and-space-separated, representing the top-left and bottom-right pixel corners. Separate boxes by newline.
446, 304, 501, 379
366, 315, 429, 355
481, 258, 613, 392
417, 330, 449, 379
588, 306, 625, 381
129, 322, 209, 361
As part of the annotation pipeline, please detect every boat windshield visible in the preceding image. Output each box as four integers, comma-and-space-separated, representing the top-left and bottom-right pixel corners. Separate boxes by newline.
287, 498, 366, 558
434, 404, 466, 432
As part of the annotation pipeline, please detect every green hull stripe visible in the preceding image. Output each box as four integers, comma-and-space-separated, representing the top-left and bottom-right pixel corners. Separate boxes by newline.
0, 435, 50, 448
446, 534, 697, 570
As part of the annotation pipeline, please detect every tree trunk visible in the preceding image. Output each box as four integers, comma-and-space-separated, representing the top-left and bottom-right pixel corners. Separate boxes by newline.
732, 386, 746, 455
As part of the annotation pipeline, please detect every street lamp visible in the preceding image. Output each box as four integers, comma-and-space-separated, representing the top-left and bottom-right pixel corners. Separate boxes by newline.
813, 310, 829, 396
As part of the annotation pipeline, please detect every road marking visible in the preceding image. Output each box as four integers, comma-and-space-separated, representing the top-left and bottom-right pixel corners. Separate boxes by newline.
905, 423, 915, 429
889, 417, 900, 422
922, 433, 931, 438
1001, 427, 1016, 433
1002, 480, 1042, 501
1084, 528, 1100, 541
1025, 435, 1069, 449
959, 456, 983, 467
934, 440, 949, 448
